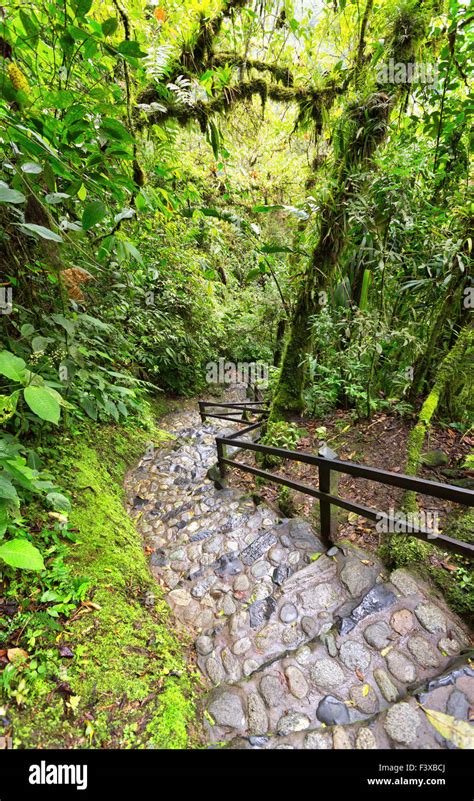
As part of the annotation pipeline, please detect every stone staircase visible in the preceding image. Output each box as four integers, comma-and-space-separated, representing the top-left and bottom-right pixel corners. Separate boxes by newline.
124, 392, 473, 750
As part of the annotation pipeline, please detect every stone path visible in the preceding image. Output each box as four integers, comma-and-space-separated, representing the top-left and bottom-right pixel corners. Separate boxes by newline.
124, 387, 473, 750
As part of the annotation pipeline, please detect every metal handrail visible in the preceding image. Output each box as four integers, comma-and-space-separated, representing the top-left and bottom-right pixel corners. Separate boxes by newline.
199, 400, 474, 559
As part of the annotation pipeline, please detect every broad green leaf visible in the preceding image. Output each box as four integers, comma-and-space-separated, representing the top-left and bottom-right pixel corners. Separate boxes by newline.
0, 351, 27, 382
117, 40, 147, 58
23, 386, 61, 424
21, 161, 42, 174
18, 223, 63, 242
82, 201, 107, 230
100, 118, 133, 143
45, 192, 70, 204
0, 187, 26, 204
0, 538, 45, 571
46, 492, 71, 512
20, 323, 35, 338
102, 17, 118, 36
51, 314, 76, 336
31, 336, 51, 353
0, 476, 19, 502
80, 396, 98, 420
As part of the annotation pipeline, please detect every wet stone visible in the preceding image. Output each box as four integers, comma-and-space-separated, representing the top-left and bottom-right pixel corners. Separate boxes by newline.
240, 531, 277, 566
249, 596, 277, 629
407, 634, 440, 668
280, 603, 298, 623
301, 616, 319, 638
339, 584, 397, 635
150, 549, 168, 567
415, 603, 447, 635
350, 683, 379, 714
243, 658, 259, 677
390, 568, 419, 596
233, 637, 252, 655
438, 637, 461, 656
390, 608, 414, 636
251, 560, 272, 578
212, 553, 244, 578
222, 595, 236, 616
276, 711, 311, 736
206, 657, 224, 685
273, 565, 292, 586
247, 735, 269, 747
208, 691, 246, 729
310, 659, 345, 691
285, 666, 309, 699
282, 625, 300, 645
356, 728, 377, 749
384, 702, 420, 745
260, 675, 285, 707
386, 650, 417, 683
247, 693, 268, 735
234, 574, 250, 592
168, 589, 192, 607
190, 529, 214, 542
268, 546, 285, 565
340, 559, 375, 598
339, 641, 371, 672
295, 645, 312, 666
333, 726, 352, 749
363, 621, 392, 650
321, 631, 338, 657
195, 635, 213, 656
222, 648, 241, 681
374, 668, 399, 703
446, 689, 470, 720
317, 695, 350, 726
304, 731, 332, 749
191, 575, 217, 599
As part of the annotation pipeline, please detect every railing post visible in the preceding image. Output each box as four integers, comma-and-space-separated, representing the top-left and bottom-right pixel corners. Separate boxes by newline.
199, 401, 206, 422
318, 445, 339, 548
216, 439, 226, 480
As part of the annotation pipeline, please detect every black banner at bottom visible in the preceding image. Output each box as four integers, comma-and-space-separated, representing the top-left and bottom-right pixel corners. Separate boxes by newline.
0, 748, 469, 797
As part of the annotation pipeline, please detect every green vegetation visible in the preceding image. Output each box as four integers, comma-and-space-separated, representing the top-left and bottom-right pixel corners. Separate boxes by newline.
5, 413, 199, 748
0, 0, 472, 748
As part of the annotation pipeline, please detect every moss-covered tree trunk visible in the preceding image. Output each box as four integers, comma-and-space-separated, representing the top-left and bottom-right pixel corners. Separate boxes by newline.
271, 92, 391, 418
404, 324, 473, 511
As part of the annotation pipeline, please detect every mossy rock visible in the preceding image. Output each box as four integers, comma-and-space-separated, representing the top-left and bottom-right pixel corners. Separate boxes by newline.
420, 449, 449, 468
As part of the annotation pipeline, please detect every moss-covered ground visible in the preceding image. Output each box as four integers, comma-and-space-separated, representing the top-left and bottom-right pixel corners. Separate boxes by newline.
6, 400, 203, 749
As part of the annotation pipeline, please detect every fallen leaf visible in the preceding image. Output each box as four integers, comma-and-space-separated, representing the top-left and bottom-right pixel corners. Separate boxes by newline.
355, 668, 364, 681
362, 684, 370, 697
423, 706, 474, 749
7, 648, 28, 663
81, 601, 101, 611
380, 645, 392, 657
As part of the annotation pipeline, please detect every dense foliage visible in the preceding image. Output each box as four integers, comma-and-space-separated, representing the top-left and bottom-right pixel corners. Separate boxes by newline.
0, 0, 472, 745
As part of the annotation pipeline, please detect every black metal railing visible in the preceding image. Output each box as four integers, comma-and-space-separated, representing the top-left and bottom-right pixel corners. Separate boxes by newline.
199, 399, 474, 559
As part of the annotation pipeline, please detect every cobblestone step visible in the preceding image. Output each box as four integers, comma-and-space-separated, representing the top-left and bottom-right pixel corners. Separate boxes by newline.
124, 386, 473, 751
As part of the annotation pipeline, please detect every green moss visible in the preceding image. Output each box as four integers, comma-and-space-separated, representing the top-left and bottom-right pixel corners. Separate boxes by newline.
379, 514, 474, 627
8, 405, 201, 749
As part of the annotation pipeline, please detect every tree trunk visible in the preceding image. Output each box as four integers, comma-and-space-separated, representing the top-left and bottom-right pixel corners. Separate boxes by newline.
404, 324, 473, 511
